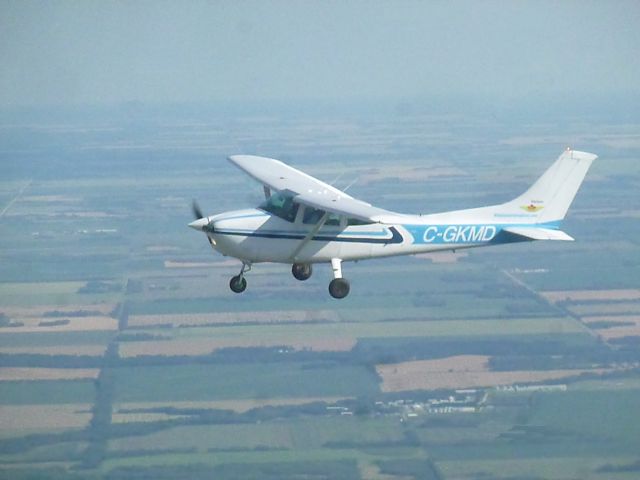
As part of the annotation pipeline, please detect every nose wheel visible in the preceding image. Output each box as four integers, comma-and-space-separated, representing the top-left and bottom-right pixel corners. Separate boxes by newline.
229, 262, 250, 294
328, 258, 350, 299
230, 275, 247, 293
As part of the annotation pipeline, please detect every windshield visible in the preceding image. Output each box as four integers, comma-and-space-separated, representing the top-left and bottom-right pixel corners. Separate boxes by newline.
259, 192, 299, 222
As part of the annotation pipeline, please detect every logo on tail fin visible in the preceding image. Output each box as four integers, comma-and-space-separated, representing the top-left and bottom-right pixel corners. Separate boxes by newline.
520, 203, 544, 213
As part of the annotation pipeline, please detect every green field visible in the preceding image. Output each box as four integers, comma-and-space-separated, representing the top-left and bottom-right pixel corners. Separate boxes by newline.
0, 380, 96, 405
112, 363, 380, 402
109, 416, 405, 453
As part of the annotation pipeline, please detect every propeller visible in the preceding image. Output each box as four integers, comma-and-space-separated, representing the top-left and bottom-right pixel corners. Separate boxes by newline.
189, 200, 215, 246
192, 200, 205, 220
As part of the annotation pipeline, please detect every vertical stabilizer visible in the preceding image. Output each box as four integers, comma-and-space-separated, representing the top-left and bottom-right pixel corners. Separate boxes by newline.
501, 149, 597, 223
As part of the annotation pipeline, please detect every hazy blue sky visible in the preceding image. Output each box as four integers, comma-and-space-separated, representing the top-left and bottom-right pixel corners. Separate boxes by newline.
1, 0, 639, 107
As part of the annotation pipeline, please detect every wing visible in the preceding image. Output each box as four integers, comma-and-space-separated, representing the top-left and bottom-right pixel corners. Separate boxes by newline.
228, 155, 403, 223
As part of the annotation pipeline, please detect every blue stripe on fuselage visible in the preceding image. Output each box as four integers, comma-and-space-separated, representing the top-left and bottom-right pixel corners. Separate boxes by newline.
403, 222, 561, 245
215, 226, 404, 244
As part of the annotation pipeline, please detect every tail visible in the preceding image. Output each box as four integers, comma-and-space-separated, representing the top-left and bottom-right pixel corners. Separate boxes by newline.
499, 149, 597, 224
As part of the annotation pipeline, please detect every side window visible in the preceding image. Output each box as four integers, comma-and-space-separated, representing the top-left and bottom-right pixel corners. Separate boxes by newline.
326, 213, 341, 226
303, 207, 342, 226
303, 207, 325, 225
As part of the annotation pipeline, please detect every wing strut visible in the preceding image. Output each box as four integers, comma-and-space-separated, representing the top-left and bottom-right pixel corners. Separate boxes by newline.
289, 212, 329, 262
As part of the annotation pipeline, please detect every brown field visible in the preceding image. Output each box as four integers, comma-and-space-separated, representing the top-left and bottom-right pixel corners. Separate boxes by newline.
119, 336, 356, 357
0, 368, 99, 381
541, 289, 640, 303
567, 302, 640, 317
376, 355, 612, 392
128, 309, 340, 328
0, 315, 117, 333
0, 345, 107, 356
114, 396, 351, 414
583, 315, 640, 340
0, 404, 92, 431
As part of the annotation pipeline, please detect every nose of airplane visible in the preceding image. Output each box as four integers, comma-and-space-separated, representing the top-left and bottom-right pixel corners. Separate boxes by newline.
188, 217, 209, 231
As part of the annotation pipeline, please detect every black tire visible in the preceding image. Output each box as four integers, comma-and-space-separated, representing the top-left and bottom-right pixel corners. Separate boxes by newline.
229, 275, 247, 293
328, 278, 350, 299
292, 263, 313, 281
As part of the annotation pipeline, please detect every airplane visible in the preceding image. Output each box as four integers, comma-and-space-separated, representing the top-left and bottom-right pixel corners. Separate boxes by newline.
189, 149, 596, 299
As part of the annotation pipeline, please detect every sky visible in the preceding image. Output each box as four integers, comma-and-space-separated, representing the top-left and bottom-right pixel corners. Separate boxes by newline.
1, 0, 639, 108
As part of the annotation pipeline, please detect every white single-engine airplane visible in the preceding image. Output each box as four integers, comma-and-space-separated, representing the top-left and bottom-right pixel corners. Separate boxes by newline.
189, 149, 596, 299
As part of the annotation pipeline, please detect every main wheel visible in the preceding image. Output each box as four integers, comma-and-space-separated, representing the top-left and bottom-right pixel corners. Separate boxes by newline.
328, 278, 350, 299
292, 263, 313, 281
229, 275, 247, 293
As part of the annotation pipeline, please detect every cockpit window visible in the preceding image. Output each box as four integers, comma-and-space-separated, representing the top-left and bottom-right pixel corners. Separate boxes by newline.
259, 192, 299, 222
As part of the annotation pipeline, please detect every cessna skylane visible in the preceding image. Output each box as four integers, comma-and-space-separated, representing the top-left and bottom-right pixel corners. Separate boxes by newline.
189, 149, 596, 299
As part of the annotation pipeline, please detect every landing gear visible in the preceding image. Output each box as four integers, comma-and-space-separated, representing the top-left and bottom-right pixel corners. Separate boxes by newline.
328, 258, 350, 299
329, 278, 350, 299
292, 263, 312, 281
229, 262, 250, 294
230, 275, 247, 293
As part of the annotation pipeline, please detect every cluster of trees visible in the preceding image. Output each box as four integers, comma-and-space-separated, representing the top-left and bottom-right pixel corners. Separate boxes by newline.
80, 343, 119, 469
38, 319, 70, 327
0, 312, 23, 327
43, 310, 103, 318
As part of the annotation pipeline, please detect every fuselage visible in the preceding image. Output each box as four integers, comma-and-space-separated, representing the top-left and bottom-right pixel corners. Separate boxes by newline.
204, 207, 554, 264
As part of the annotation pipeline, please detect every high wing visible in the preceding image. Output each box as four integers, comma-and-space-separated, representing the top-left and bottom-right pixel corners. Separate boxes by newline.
228, 155, 403, 223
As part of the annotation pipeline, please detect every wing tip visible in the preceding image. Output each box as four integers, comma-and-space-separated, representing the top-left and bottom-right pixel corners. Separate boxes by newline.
564, 149, 598, 162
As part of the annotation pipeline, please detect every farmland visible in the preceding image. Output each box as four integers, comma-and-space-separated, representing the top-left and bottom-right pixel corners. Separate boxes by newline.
1, 106, 639, 479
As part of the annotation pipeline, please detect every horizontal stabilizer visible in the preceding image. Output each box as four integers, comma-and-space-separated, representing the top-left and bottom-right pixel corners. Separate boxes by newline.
502, 227, 574, 241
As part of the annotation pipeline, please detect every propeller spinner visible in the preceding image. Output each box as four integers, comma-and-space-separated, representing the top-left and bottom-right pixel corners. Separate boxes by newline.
189, 200, 212, 233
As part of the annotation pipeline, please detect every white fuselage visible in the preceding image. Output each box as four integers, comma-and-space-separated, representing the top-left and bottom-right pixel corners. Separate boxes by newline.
204, 207, 534, 264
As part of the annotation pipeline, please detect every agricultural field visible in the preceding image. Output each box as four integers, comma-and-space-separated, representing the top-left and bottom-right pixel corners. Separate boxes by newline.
1, 107, 639, 479
376, 355, 616, 392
